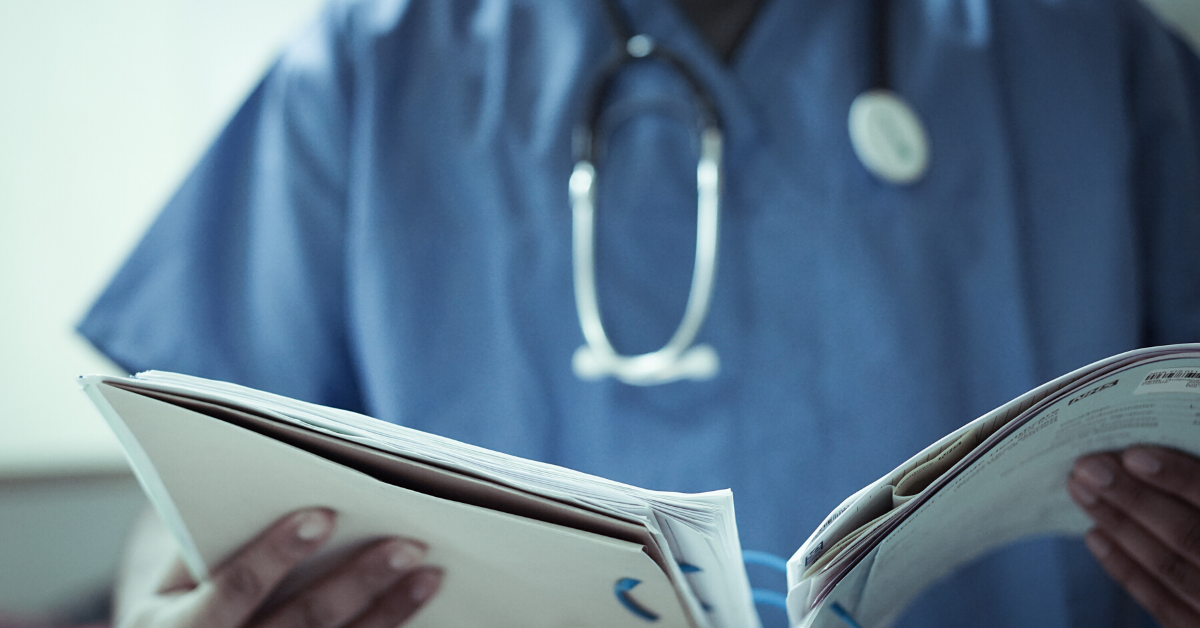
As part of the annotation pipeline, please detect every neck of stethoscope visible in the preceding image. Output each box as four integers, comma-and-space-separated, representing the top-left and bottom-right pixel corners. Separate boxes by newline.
570, 0, 924, 386
599, 0, 894, 90
570, 0, 726, 386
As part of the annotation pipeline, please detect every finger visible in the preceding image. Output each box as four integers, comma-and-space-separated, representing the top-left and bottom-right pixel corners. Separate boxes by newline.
191, 508, 336, 628
1068, 477, 1200, 609
348, 568, 443, 628
1073, 454, 1200, 562
1123, 447, 1200, 510
1084, 529, 1200, 628
258, 539, 426, 628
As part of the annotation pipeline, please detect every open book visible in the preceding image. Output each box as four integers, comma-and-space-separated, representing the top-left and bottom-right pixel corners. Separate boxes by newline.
82, 344, 1200, 628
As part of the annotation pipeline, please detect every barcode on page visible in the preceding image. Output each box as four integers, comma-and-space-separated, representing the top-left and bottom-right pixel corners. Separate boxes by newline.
1134, 368, 1200, 395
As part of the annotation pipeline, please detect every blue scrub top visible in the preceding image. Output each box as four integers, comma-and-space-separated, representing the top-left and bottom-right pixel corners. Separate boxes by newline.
81, 0, 1200, 626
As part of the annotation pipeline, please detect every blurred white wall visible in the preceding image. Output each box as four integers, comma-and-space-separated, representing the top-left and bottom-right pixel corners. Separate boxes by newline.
0, 0, 323, 617
0, 0, 325, 479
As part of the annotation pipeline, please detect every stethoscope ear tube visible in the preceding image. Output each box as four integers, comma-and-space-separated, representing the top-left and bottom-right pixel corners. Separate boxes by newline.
569, 0, 928, 384
569, 12, 725, 385
570, 127, 722, 385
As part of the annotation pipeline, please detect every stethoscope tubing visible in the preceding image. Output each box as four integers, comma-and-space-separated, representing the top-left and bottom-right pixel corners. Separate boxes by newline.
569, 19, 725, 384
570, 0, 921, 385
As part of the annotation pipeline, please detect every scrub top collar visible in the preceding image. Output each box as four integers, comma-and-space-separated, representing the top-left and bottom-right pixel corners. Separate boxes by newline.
601, 0, 775, 149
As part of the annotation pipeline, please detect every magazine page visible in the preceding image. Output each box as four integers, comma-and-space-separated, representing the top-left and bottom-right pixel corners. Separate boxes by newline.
788, 346, 1200, 628
88, 382, 697, 628
89, 370, 758, 627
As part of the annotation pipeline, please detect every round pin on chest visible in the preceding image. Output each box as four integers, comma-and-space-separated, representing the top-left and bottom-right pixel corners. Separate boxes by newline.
848, 89, 930, 185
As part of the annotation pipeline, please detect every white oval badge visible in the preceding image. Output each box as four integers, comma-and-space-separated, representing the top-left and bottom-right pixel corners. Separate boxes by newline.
848, 89, 930, 185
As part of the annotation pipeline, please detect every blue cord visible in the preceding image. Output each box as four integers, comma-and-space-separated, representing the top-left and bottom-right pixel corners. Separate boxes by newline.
740, 551, 863, 628
615, 552, 861, 627
743, 550, 789, 624
751, 588, 788, 612
742, 549, 789, 574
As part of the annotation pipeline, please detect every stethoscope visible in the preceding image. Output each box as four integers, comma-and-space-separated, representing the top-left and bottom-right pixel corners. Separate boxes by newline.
570, 0, 930, 386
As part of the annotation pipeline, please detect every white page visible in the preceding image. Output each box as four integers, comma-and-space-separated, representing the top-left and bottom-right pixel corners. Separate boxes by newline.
789, 351, 1200, 628
84, 371, 758, 628
91, 384, 695, 628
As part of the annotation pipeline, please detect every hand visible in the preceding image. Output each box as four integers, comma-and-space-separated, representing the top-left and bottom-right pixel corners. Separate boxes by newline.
1069, 446, 1200, 627
115, 507, 442, 628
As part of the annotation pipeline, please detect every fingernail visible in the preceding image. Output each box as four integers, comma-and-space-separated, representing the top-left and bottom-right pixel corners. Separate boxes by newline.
1076, 459, 1114, 489
410, 569, 442, 603
1124, 449, 1162, 476
388, 541, 425, 571
1085, 532, 1112, 559
1069, 480, 1098, 507
294, 510, 332, 541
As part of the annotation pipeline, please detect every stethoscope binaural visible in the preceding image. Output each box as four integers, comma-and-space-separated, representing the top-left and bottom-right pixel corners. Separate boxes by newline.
570, 0, 930, 386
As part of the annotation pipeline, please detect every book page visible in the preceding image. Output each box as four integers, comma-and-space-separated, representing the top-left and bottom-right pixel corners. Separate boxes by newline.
88, 371, 756, 628
796, 354, 1200, 628
93, 384, 696, 628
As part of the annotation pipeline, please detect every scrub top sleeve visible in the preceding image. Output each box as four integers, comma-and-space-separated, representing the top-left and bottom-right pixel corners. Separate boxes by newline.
1126, 10, 1200, 346
78, 1, 365, 412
